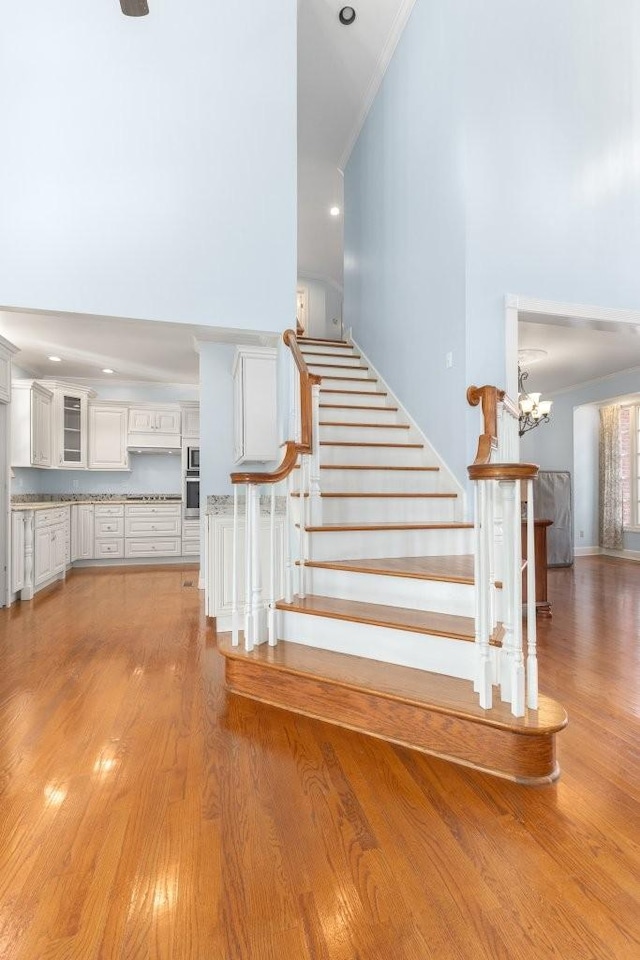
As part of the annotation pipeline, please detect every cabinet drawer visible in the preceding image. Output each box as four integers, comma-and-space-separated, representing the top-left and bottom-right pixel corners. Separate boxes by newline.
35, 507, 68, 528
124, 503, 181, 519
125, 516, 181, 538
125, 538, 181, 559
95, 517, 125, 538
182, 520, 200, 539
94, 538, 124, 559
94, 504, 125, 518
181, 538, 200, 556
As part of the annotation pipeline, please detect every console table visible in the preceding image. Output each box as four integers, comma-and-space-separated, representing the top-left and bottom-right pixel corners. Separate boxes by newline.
522, 519, 553, 618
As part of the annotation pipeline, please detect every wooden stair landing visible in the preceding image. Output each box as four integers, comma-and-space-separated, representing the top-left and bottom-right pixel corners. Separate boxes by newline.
218, 635, 567, 785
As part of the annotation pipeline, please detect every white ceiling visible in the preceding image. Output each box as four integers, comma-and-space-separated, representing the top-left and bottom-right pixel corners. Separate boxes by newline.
518, 313, 640, 395
0, 309, 278, 385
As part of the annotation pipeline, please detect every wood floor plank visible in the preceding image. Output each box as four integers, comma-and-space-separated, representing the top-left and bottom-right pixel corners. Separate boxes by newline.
0, 559, 639, 957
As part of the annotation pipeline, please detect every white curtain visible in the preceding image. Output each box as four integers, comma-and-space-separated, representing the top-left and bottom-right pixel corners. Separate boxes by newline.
599, 405, 624, 550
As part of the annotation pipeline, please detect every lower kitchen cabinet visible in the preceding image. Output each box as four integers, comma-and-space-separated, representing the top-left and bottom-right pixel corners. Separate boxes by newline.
182, 518, 200, 557
12, 507, 70, 600
71, 503, 95, 561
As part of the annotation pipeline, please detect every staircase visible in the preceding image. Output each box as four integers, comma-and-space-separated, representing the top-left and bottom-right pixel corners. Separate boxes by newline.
219, 335, 567, 784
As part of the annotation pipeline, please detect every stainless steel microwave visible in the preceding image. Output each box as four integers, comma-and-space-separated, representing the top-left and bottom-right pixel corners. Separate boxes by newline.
187, 446, 200, 471
184, 474, 200, 518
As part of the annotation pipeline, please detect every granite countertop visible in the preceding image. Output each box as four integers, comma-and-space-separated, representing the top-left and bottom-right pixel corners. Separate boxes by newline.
11, 495, 183, 511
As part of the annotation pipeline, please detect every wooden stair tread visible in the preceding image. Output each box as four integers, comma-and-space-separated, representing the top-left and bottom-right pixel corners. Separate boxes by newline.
276, 594, 478, 641
218, 634, 567, 736
300, 337, 350, 346
320, 389, 388, 396
308, 363, 368, 370
319, 404, 398, 411
301, 521, 473, 531
305, 555, 476, 584
291, 492, 457, 499
302, 352, 361, 360
318, 375, 379, 383
320, 441, 423, 448
319, 421, 410, 429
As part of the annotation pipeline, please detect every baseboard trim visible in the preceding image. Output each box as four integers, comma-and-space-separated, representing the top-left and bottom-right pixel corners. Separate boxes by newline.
601, 548, 640, 562
574, 546, 601, 557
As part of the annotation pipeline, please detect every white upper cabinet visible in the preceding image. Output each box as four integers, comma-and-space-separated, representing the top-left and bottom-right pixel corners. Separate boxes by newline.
233, 346, 278, 463
49, 382, 95, 469
11, 380, 54, 468
88, 403, 129, 471
128, 405, 181, 449
0, 334, 18, 403
181, 402, 200, 439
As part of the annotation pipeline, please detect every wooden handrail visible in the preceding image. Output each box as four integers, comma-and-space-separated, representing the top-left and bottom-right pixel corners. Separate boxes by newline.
230, 329, 321, 486
467, 385, 504, 466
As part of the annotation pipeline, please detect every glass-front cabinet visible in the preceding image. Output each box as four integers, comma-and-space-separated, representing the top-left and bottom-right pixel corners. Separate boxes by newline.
49, 383, 96, 469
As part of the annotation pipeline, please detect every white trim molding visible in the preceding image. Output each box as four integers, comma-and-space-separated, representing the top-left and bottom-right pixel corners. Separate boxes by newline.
601, 548, 640, 562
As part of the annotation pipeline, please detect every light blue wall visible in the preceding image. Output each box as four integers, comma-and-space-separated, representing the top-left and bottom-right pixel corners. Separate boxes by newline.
199, 343, 236, 498
522, 369, 640, 552
345, 0, 640, 487
0, 1, 296, 333
344, 0, 467, 483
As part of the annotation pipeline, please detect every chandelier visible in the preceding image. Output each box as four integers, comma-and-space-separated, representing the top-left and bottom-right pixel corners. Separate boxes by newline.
518, 364, 552, 437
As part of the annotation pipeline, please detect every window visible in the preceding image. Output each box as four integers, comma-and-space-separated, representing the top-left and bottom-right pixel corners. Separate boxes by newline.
620, 404, 640, 529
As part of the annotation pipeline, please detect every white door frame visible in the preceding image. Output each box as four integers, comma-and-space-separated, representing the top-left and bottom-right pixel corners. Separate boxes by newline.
505, 293, 640, 399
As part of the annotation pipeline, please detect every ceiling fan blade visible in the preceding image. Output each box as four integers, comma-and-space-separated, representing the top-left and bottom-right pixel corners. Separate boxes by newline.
120, 0, 149, 16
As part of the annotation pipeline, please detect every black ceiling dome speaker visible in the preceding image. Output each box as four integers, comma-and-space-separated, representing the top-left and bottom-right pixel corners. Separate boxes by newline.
120, 0, 149, 15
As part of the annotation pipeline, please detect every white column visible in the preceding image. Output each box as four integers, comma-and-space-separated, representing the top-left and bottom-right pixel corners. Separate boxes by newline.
268, 485, 277, 646
284, 471, 294, 603
244, 486, 253, 651
250, 485, 263, 645
309, 382, 322, 526
510, 479, 525, 717
498, 480, 514, 704
476, 481, 492, 709
231, 486, 239, 646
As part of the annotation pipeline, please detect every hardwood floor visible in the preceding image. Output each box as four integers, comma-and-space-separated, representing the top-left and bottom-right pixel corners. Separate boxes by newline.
0, 558, 639, 958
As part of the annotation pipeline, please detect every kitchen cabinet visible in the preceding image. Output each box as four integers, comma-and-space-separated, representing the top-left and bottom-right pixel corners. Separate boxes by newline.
88, 403, 129, 470
0, 335, 17, 403
11, 380, 54, 468
124, 502, 181, 558
181, 403, 200, 439
182, 518, 200, 557
128, 406, 181, 450
34, 507, 68, 588
232, 347, 278, 463
71, 503, 95, 561
48, 382, 95, 469
94, 503, 125, 559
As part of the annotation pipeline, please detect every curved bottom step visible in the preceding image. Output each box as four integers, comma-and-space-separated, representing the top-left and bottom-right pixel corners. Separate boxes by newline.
218, 634, 567, 785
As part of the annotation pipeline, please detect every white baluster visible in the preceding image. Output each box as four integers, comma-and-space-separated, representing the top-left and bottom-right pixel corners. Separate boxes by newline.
284, 471, 294, 603
510, 479, 525, 717
231, 485, 239, 646
268, 485, 277, 645
309, 382, 322, 526
298, 456, 307, 598
244, 485, 253, 651
498, 480, 514, 704
477, 481, 492, 709
250, 485, 263, 645
526, 478, 539, 709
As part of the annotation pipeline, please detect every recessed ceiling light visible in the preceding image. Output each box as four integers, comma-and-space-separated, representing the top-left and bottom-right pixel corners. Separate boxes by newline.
48, 356, 62, 362
339, 6, 356, 26
330, 206, 341, 217
102, 368, 115, 374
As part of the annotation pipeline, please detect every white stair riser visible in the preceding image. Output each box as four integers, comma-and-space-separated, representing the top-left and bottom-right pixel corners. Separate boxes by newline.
306, 526, 473, 560
294, 467, 444, 494
305, 566, 480, 618
317, 377, 380, 392
321, 443, 425, 466
318, 405, 400, 424
307, 363, 370, 379
320, 424, 414, 444
320, 390, 389, 407
279, 611, 482, 681
300, 344, 353, 356
300, 352, 362, 367
292, 497, 457, 524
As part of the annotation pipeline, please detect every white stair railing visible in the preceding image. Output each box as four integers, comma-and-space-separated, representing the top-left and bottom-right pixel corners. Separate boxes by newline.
229, 329, 321, 650
467, 385, 539, 717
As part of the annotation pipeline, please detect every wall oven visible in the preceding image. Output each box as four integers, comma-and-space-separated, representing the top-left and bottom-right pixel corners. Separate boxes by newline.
186, 446, 200, 471
184, 472, 200, 519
